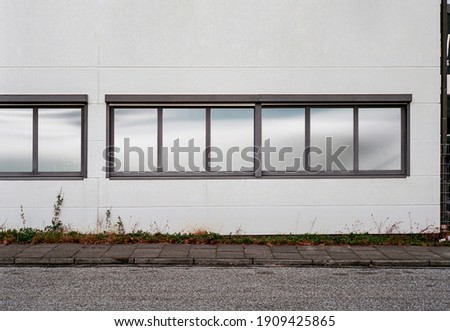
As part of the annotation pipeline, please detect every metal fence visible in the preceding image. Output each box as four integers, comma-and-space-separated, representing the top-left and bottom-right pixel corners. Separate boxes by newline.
441, 144, 450, 231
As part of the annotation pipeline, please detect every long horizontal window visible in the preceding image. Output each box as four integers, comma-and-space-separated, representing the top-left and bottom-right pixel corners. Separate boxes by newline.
105, 94, 410, 178
0, 95, 88, 178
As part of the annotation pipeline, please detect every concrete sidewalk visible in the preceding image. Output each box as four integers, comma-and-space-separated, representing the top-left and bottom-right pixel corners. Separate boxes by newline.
1, 243, 449, 267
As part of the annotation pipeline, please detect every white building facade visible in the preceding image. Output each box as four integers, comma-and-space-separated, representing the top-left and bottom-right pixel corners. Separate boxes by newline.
0, 0, 442, 234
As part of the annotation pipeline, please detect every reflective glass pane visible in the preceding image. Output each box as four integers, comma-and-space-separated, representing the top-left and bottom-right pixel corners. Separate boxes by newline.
114, 108, 157, 172
210, 108, 254, 172
262, 108, 305, 172
38, 108, 81, 172
163, 108, 205, 172
310, 108, 353, 171
359, 108, 402, 170
0, 108, 33, 172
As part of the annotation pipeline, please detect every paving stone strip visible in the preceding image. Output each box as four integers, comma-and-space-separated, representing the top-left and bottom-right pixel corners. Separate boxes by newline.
0, 244, 449, 267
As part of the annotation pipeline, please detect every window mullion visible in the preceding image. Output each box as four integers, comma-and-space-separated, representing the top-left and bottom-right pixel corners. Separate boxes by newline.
205, 107, 211, 172
108, 106, 114, 176
353, 107, 359, 172
32, 107, 38, 173
254, 103, 262, 178
81, 105, 87, 177
157, 107, 163, 172
401, 105, 407, 173
304, 107, 311, 172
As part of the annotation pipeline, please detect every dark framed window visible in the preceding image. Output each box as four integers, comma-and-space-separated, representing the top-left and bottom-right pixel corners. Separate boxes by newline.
0, 95, 88, 179
105, 94, 410, 179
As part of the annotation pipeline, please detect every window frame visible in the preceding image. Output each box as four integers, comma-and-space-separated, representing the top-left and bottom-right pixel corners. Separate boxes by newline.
105, 94, 411, 179
0, 95, 88, 179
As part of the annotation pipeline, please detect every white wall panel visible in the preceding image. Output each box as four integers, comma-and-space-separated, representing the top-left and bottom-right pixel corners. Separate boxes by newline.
0, 0, 441, 234
93, 205, 440, 235
410, 104, 440, 140
99, 68, 439, 104
1, 204, 438, 235
87, 104, 107, 142
0, 0, 439, 68
0, 0, 99, 66
98, 176, 439, 208
88, 141, 107, 179
96, 0, 439, 67
0, 207, 98, 232
409, 140, 440, 176
0, 180, 98, 208
0, 68, 99, 103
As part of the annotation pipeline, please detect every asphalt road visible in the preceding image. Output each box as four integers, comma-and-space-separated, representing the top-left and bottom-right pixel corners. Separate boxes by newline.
1, 266, 449, 310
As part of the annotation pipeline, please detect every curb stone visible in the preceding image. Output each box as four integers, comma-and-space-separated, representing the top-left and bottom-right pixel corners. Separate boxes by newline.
74, 257, 130, 264
133, 258, 194, 265
371, 260, 429, 267
313, 259, 372, 266
429, 260, 450, 267
15, 257, 74, 265
0, 257, 15, 264
194, 258, 253, 266
253, 259, 313, 266
0, 259, 447, 267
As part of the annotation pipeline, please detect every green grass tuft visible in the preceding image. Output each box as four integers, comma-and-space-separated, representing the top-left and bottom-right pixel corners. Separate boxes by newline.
1, 228, 449, 246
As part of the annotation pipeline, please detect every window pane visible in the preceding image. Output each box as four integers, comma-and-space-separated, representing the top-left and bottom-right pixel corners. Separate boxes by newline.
210, 108, 254, 172
38, 108, 81, 172
163, 108, 205, 172
0, 108, 33, 172
114, 108, 157, 172
359, 108, 402, 170
262, 107, 305, 172
310, 108, 353, 171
